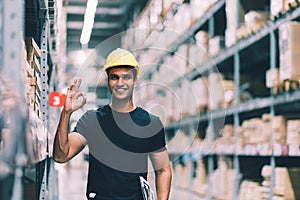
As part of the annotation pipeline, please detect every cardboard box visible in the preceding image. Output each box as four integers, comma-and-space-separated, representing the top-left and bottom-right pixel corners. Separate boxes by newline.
271, 0, 288, 19
31, 55, 41, 72
266, 68, 280, 88
208, 36, 225, 57
25, 37, 41, 61
279, 22, 300, 81
27, 76, 42, 94
225, 28, 238, 47
24, 61, 34, 77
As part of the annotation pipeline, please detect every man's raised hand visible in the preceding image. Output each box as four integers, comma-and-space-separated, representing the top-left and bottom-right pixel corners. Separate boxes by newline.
64, 78, 86, 113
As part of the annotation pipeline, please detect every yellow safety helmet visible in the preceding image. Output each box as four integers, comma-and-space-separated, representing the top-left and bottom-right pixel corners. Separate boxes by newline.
103, 48, 140, 75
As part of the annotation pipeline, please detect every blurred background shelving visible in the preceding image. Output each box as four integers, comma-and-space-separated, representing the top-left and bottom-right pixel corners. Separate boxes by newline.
1, 0, 300, 199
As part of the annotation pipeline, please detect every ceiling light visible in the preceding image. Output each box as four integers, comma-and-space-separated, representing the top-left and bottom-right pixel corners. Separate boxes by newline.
80, 0, 98, 45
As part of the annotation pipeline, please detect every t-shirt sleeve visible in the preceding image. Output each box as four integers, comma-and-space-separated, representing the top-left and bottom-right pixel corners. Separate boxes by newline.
150, 117, 167, 152
73, 111, 92, 138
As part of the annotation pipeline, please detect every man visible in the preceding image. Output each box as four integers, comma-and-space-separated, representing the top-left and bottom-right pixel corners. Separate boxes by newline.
53, 48, 172, 200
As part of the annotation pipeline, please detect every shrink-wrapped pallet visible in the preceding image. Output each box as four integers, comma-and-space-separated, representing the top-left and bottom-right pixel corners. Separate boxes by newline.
279, 22, 300, 81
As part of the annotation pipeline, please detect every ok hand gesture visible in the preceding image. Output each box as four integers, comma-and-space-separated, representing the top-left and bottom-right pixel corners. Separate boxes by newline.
64, 78, 86, 113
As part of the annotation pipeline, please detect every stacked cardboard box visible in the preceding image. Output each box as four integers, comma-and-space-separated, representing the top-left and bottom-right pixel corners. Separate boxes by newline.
225, 0, 245, 47
188, 31, 209, 69
236, 10, 269, 41
24, 37, 42, 119
261, 165, 296, 200
271, 0, 299, 19
286, 120, 300, 145
191, 77, 208, 114
212, 158, 235, 200
279, 22, 300, 82
208, 73, 235, 110
272, 116, 287, 144
208, 36, 225, 57
239, 181, 262, 200
219, 124, 235, 145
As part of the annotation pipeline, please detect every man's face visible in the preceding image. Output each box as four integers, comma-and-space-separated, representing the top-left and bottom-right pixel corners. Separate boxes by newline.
107, 67, 137, 101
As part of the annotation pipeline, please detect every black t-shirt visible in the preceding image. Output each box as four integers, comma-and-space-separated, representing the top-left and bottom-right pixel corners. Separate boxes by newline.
74, 105, 166, 200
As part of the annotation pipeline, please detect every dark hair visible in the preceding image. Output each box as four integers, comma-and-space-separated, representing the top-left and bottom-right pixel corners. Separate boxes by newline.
106, 65, 137, 79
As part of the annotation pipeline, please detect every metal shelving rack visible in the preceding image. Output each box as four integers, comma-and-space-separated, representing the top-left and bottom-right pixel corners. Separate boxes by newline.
0, 0, 61, 199
129, 0, 300, 199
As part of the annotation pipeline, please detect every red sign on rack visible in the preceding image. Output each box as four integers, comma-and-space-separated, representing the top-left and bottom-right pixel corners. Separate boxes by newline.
49, 92, 66, 107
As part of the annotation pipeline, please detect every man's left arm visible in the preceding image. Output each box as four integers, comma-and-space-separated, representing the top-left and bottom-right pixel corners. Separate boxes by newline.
149, 149, 172, 200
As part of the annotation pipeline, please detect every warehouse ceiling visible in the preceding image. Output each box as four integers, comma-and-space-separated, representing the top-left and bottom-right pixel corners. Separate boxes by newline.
66, 0, 149, 53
